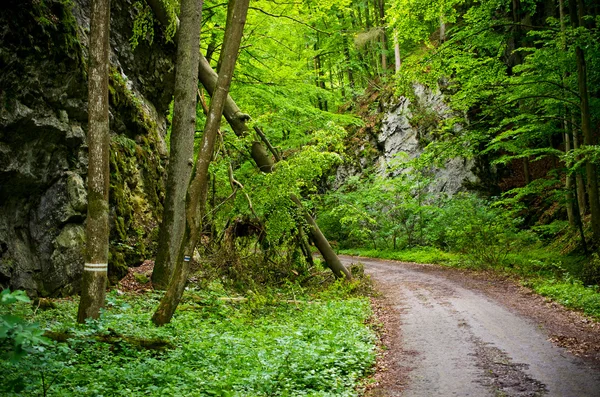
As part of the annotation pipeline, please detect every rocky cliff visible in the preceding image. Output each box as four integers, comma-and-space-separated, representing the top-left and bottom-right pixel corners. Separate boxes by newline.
335, 83, 478, 195
0, 0, 175, 296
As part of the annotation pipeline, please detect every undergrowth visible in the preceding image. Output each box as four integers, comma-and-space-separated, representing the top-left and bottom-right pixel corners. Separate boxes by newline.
0, 278, 376, 396
338, 246, 456, 265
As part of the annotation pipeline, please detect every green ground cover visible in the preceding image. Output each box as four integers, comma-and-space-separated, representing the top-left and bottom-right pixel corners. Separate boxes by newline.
1, 281, 376, 396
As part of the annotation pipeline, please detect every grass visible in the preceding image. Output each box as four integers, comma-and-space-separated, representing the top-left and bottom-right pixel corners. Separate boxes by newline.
338, 246, 457, 265
0, 280, 377, 396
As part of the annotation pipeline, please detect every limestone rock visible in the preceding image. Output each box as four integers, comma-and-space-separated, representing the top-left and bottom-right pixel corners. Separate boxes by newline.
0, 0, 175, 296
336, 84, 477, 196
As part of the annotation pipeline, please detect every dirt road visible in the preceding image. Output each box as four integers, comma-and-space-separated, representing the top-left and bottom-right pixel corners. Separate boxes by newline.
338, 256, 600, 397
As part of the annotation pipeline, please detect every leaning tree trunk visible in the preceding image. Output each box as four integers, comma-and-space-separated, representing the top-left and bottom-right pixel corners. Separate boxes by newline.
152, 0, 249, 326
145, 0, 350, 281
152, 0, 204, 290
77, 0, 111, 322
290, 195, 352, 280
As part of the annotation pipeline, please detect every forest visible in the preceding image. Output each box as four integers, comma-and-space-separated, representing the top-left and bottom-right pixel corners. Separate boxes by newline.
1, 0, 600, 395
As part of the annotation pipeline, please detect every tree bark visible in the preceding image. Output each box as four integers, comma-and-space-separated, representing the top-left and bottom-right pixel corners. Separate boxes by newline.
290, 195, 352, 280
77, 0, 111, 323
152, 0, 249, 326
572, 117, 587, 216
572, 1, 600, 242
393, 30, 401, 73
152, 0, 204, 290
376, 0, 387, 73
564, 124, 575, 227
523, 157, 531, 185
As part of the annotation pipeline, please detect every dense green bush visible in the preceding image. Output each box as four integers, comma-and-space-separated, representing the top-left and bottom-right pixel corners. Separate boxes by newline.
0, 290, 49, 363
321, 170, 535, 268
425, 194, 536, 268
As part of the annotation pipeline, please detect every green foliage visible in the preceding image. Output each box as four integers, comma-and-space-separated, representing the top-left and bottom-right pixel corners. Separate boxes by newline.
528, 278, 600, 319
427, 194, 536, 268
0, 285, 376, 396
130, 2, 155, 50
0, 290, 49, 363
338, 246, 457, 265
321, 155, 434, 250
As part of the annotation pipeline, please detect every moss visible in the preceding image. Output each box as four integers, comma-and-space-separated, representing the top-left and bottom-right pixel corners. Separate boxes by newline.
134, 273, 149, 284
109, 69, 158, 136
108, 132, 165, 281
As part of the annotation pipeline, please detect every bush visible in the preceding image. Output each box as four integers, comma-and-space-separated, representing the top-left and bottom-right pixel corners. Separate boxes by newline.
425, 194, 536, 268
0, 290, 49, 362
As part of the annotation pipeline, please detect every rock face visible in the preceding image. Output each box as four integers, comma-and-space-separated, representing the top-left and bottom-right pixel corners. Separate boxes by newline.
336, 84, 477, 195
0, 0, 175, 296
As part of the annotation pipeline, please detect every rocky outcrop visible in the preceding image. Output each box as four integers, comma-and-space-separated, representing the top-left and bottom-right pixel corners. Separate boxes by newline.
336, 84, 477, 195
0, 0, 175, 296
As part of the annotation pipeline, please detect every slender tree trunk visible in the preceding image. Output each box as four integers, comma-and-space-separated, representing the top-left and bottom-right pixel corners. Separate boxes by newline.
577, 47, 600, 241
564, 124, 576, 227
572, 117, 587, 216
152, 0, 204, 290
393, 30, 401, 73
439, 12, 446, 43
77, 0, 111, 322
523, 157, 531, 185
572, 1, 600, 242
152, 0, 249, 326
376, 0, 387, 73
290, 195, 352, 280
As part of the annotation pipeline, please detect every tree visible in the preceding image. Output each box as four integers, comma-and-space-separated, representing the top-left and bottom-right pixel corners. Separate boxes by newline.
77, 0, 111, 322
152, 0, 250, 325
152, 0, 204, 290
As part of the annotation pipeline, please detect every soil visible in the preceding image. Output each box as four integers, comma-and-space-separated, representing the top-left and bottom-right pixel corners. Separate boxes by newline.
340, 256, 600, 397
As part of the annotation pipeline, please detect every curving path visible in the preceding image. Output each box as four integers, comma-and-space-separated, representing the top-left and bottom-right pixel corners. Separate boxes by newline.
339, 255, 600, 397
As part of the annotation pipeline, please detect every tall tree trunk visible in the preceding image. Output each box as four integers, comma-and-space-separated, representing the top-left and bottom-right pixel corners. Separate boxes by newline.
523, 157, 531, 185
572, 1, 600, 242
439, 12, 446, 43
376, 0, 387, 73
152, 0, 204, 290
152, 0, 249, 326
564, 124, 576, 227
77, 0, 111, 322
577, 48, 600, 241
290, 195, 352, 280
572, 117, 587, 216
393, 30, 401, 73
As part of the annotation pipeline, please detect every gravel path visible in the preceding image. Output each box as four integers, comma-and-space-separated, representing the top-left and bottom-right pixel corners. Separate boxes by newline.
339, 256, 600, 397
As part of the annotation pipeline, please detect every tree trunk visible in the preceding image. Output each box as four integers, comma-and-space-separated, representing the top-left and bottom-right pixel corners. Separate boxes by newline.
376, 0, 387, 73
523, 157, 531, 185
152, 0, 249, 326
439, 13, 446, 43
77, 0, 111, 323
152, 0, 204, 290
572, 117, 587, 216
577, 47, 600, 242
393, 30, 401, 73
146, 0, 349, 281
564, 125, 576, 227
290, 195, 352, 280
572, 1, 600, 242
